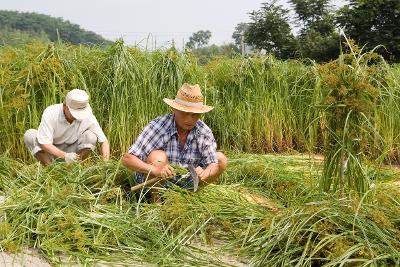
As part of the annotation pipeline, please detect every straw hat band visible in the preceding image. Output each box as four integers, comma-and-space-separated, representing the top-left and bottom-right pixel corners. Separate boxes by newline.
177, 89, 203, 102
174, 98, 203, 107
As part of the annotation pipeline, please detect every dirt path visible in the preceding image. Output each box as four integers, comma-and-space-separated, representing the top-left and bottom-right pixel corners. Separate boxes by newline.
0, 249, 51, 267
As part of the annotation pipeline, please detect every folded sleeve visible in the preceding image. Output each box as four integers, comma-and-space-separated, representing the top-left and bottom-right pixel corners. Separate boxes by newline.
128, 122, 162, 161
200, 132, 218, 166
89, 116, 107, 143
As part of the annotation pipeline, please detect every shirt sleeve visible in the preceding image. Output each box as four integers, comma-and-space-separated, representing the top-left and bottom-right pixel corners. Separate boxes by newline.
89, 116, 107, 143
200, 132, 218, 166
37, 108, 55, 144
128, 122, 163, 161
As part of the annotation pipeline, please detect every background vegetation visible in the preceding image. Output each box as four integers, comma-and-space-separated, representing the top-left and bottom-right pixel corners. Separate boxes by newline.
0, 41, 399, 165
0, 10, 111, 45
239, 0, 400, 63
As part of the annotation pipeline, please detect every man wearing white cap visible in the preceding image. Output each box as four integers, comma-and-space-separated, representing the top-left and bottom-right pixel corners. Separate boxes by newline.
24, 89, 110, 165
123, 83, 227, 198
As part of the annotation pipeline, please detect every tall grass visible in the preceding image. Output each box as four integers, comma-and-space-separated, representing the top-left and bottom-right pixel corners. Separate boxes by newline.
0, 41, 400, 162
317, 39, 385, 194
377, 64, 400, 163
205, 56, 319, 152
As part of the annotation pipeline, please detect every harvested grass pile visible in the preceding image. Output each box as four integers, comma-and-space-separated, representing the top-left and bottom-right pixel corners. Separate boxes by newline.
0, 153, 399, 266
244, 189, 400, 266
0, 157, 226, 265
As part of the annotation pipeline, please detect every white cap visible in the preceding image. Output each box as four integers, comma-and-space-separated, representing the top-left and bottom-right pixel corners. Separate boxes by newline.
65, 89, 92, 120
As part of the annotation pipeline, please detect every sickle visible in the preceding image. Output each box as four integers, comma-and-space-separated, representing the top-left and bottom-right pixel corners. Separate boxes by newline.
188, 164, 200, 192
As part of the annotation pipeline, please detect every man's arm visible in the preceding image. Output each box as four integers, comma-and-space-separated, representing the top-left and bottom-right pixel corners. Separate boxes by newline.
197, 163, 220, 183
196, 130, 220, 184
89, 116, 109, 161
99, 140, 110, 161
122, 153, 173, 177
122, 153, 153, 173
39, 143, 73, 159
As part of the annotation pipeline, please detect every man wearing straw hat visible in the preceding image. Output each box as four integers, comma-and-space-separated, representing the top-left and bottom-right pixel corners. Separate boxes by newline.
24, 89, 110, 166
123, 83, 227, 198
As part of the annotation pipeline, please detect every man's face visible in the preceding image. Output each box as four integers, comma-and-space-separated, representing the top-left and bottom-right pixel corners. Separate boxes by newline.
63, 104, 76, 122
174, 109, 201, 131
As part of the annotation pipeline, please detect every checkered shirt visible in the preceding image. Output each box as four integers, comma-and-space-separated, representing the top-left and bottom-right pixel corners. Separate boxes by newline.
128, 114, 218, 185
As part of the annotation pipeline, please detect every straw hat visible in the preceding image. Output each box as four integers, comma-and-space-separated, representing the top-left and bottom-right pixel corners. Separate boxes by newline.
65, 89, 92, 120
163, 83, 214, 114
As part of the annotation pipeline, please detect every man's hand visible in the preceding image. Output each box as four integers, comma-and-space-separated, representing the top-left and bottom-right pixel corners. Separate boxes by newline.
151, 164, 175, 177
195, 163, 220, 183
65, 152, 79, 163
100, 140, 110, 161
195, 166, 211, 180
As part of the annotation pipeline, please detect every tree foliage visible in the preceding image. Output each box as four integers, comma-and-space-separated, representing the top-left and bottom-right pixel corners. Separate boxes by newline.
231, 23, 249, 50
185, 30, 212, 49
290, 0, 340, 62
242, 0, 340, 61
187, 43, 239, 65
337, 0, 400, 62
0, 10, 111, 45
290, 0, 335, 35
0, 27, 50, 45
239, 0, 400, 62
245, 0, 298, 59
296, 30, 340, 63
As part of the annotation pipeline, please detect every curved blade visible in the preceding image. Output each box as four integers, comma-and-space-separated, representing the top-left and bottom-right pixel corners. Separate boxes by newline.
188, 165, 199, 192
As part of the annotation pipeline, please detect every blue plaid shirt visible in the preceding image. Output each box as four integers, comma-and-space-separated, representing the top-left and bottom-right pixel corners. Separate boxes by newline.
128, 114, 218, 185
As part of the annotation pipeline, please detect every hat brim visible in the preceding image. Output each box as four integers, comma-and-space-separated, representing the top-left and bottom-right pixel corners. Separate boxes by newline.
68, 103, 93, 120
163, 98, 213, 114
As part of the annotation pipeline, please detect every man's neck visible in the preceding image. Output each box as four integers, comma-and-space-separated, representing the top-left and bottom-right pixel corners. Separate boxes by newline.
63, 108, 74, 124
176, 126, 189, 135
176, 125, 189, 149
66, 117, 74, 124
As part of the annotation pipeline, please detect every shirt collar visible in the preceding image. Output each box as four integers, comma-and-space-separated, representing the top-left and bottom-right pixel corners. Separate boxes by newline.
169, 114, 178, 136
59, 104, 69, 124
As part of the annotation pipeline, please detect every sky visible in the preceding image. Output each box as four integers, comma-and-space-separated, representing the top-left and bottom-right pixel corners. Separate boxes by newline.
0, 0, 346, 49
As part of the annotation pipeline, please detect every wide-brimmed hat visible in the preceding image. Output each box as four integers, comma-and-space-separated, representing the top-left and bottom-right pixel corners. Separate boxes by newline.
65, 89, 93, 120
163, 83, 214, 114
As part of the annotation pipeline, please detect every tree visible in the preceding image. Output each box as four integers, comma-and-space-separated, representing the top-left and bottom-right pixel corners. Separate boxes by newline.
0, 27, 50, 45
0, 10, 111, 45
337, 0, 400, 62
297, 29, 340, 62
232, 23, 249, 49
245, 0, 298, 59
235, 0, 342, 62
290, 0, 335, 35
290, 0, 340, 62
185, 30, 212, 49
188, 43, 240, 65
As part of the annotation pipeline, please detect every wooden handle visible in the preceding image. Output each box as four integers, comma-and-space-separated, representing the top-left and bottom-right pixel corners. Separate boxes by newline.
130, 176, 172, 192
